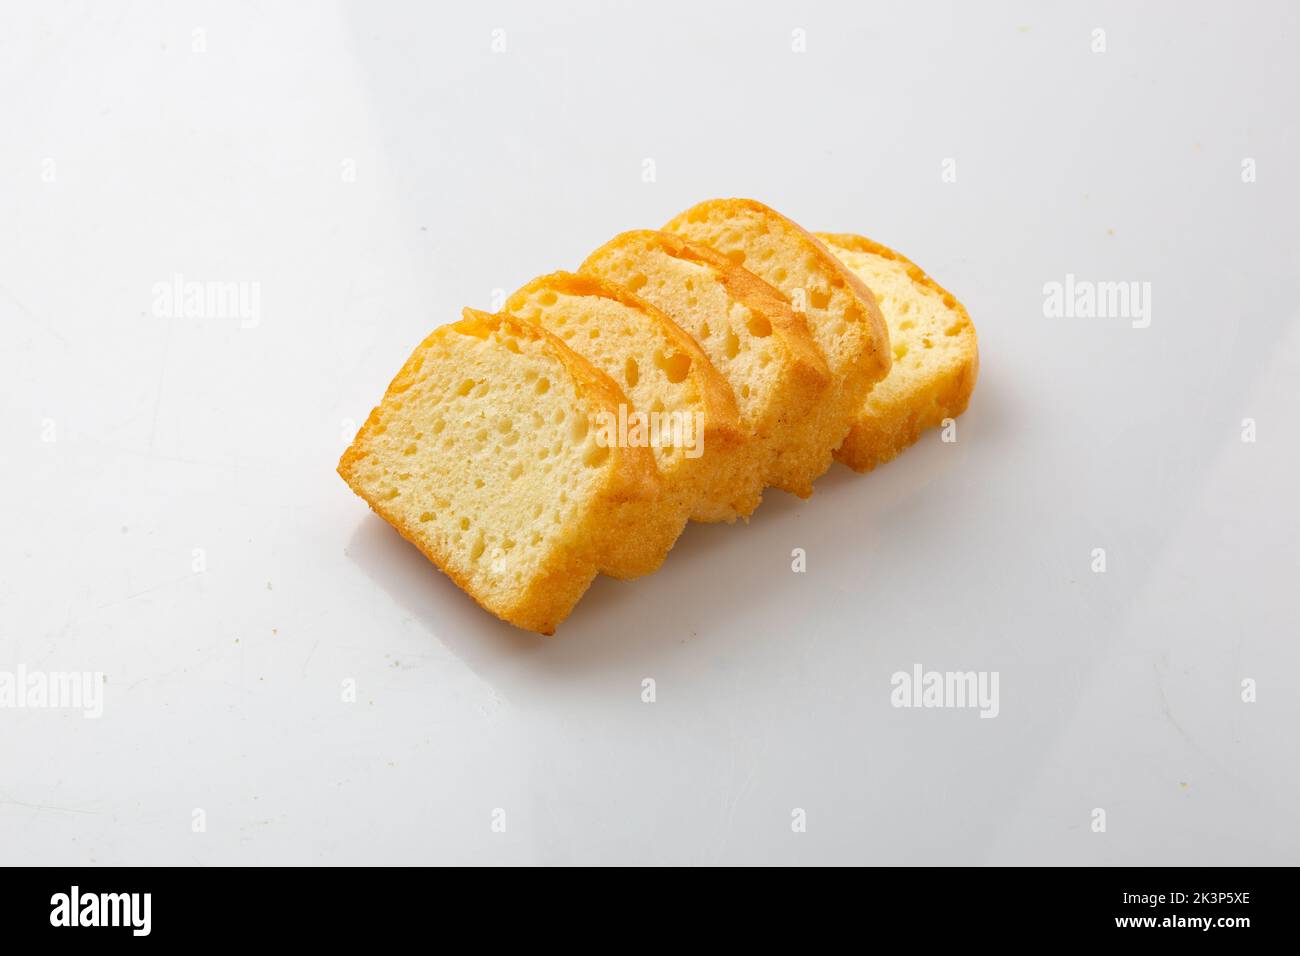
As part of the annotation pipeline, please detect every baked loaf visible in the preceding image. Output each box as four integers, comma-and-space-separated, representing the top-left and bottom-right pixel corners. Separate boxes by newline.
504, 272, 746, 575
338, 311, 659, 634
579, 230, 832, 503
662, 198, 892, 495
339, 200, 979, 634
816, 233, 979, 472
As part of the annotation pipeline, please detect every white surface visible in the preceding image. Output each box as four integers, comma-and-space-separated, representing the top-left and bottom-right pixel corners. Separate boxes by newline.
2, 0, 1298, 866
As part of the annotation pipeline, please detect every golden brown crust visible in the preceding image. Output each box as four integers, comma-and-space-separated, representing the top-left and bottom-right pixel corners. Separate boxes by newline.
815, 233, 980, 472
337, 311, 661, 634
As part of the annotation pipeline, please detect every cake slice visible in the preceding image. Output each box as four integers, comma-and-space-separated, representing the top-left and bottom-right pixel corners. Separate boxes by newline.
579, 230, 832, 503
504, 272, 746, 576
338, 311, 660, 634
816, 233, 979, 472
663, 198, 891, 495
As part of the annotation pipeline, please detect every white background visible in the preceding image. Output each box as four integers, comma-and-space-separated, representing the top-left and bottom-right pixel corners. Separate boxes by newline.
2, 0, 1298, 865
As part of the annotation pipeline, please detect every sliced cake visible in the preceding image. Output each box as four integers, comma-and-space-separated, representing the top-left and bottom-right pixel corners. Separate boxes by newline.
816, 233, 979, 471
663, 198, 891, 494
504, 272, 746, 576
579, 230, 832, 502
338, 311, 660, 634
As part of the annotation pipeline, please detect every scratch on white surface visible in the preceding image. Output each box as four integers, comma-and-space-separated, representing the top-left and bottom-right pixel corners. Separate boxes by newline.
0, 281, 69, 347
300, 638, 320, 676
0, 797, 100, 816
1152, 656, 1204, 756
94, 571, 195, 611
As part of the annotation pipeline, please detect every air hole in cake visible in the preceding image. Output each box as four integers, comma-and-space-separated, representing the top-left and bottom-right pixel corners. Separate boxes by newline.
537, 290, 558, 307
746, 313, 772, 337
625, 273, 648, 293
625, 356, 639, 387
809, 289, 831, 310
535, 377, 550, 394
725, 249, 746, 267
725, 327, 740, 359
655, 350, 691, 383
